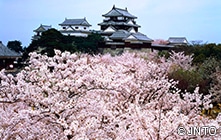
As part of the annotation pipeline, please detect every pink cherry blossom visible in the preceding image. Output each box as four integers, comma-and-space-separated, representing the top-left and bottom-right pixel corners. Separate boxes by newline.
0, 50, 218, 139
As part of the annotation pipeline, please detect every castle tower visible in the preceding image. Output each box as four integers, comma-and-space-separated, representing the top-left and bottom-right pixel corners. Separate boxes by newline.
98, 5, 152, 50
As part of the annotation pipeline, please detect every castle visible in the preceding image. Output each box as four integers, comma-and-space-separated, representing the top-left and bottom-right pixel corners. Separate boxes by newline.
33, 5, 182, 52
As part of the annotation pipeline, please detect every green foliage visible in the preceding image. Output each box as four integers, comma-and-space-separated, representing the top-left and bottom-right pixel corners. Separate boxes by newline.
168, 57, 221, 96
193, 53, 206, 64
70, 33, 103, 54
170, 44, 221, 104
24, 29, 64, 58
158, 50, 170, 58
24, 29, 103, 60
170, 45, 194, 56
168, 68, 210, 94
197, 57, 221, 79
192, 43, 221, 64
7, 40, 23, 53
170, 43, 221, 64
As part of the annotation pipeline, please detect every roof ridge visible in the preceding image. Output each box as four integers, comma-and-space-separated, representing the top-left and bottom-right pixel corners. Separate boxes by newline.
65, 18, 85, 20
65, 18, 87, 24
41, 24, 51, 27
114, 7, 127, 11
59, 18, 91, 26
103, 6, 137, 18
169, 37, 186, 39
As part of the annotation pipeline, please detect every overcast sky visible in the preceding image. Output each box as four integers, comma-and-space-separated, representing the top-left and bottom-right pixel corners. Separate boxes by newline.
0, 0, 221, 47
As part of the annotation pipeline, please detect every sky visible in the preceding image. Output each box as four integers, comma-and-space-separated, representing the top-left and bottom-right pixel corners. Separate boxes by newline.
0, 0, 221, 47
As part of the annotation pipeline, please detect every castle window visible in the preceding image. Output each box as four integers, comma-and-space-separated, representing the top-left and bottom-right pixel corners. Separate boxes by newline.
104, 17, 110, 21
63, 26, 66, 29
75, 27, 79, 29
117, 17, 124, 20
84, 27, 87, 30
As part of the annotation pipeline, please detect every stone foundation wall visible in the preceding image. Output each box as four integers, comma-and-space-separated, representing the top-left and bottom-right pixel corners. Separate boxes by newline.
98, 47, 152, 56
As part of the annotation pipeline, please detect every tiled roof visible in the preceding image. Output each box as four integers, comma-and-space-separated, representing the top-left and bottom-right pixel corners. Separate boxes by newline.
133, 33, 152, 41
41, 25, 52, 30
126, 32, 153, 42
59, 18, 91, 26
103, 5, 137, 18
109, 30, 152, 42
98, 21, 140, 28
110, 30, 130, 40
0, 42, 21, 58
34, 24, 52, 32
168, 37, 188, 44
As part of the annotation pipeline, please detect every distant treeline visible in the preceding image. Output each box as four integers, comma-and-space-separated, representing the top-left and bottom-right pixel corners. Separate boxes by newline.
170, 43, 221, 64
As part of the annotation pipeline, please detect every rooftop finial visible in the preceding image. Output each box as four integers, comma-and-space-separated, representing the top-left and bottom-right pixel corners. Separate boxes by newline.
125, 7, 127, 11
113, 4, 115, 9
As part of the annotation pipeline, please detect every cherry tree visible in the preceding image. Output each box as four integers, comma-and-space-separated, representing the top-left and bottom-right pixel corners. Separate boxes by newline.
0, 50, 219, 139
168, 51, 193, 71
